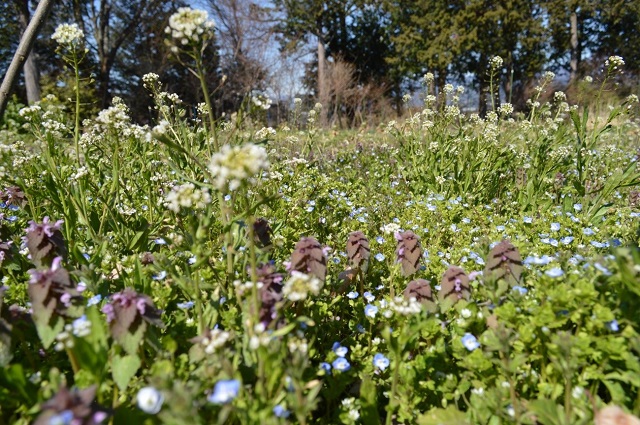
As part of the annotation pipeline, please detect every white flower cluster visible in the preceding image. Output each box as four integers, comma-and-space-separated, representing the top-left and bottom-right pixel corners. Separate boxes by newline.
605, 55, 625, 70
165, 7, 214, 46
252, 95, 272, 110
142, 73, 161, 90
201, 328, 231, 354
497, 103, 514, 116
208, 143, 270, 192
490, 55, 503, 70
389, 296, 422, 315
255, 127, 276, 139
282, 271, 322, 302
164, 182, 211, 212
51, 23, 84, 47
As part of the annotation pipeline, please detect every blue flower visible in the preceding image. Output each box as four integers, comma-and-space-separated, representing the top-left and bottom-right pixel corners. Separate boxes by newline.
208, 379, 240, 404
154, 238, 167, 245
177, 301, 194, 309
512, 286, 528, 295
606, 320, 619, 332
48, 410, 74, 425
332, 342, 348, 357
524, 255, 553, 266
583, 228, 595, 236
347, 291, 359, 299
373, 353, 390, 371
376, 236, 384, 244
523, 216, 532, 224
332, 357, 351, 372
363, 292, 375, 302
545, 268, 564, 278
574, 203, 582, 211
319, 362, 332, 373
496, 225, 505, 232
374, 253, 385, 262
551, 222, 561, 231
364, 304, 378, 318
560, 236, 574, 245
594, 263, 611, 276
461, 333, 480, 351
152, 270, 167, 280
87, 294, 102, 307
591, 241, 609, 248
273, 404, 290, 418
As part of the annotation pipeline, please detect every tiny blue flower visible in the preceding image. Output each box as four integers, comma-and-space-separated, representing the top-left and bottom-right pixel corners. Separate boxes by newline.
560, 236, 574, 245
461, 333, 480, 351
574, 203, 582, 211
332, 357, 351, 372
373, 353, 390, 371
177, 301, 194, 309
523, 216, 532, 224
87, 294, 102, 307
496, 225, 505, 232
551, 222, 561, 231
462, 217, 471, 224
332, 343, 348, 357
594, 263, 611, 276
512, 286, 528, 295
152, 270, 167, 280
347, 291, 359, 299
188, 256, 197, 265
376, 236, 384, 244
224, 194, 231, 201
606, 320, 619, 332
273, 404, 290, 418
364, 304, 378, 318
583, 228, 595, 236
208, 379, 240, 404
591, 241, 609, 248
320, 362, 332, 373
363, 292, 375, 302
374, 253, 385, 262
48, 410, 74, 425
356, 324, 366, 333
545, 268, 564, 278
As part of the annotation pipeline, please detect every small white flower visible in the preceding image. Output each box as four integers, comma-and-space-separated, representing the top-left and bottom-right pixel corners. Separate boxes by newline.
51, 23, 84, 47
137, 386, 164, 414
282, 271, 322, 301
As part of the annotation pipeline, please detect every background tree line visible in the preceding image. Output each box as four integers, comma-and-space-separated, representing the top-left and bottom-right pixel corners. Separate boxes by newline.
1, 0, 639, 126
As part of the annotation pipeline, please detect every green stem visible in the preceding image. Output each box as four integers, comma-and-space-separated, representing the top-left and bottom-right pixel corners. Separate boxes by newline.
386, 352, 400, 425
195, 54, 218, 153
73, 48, 82, 166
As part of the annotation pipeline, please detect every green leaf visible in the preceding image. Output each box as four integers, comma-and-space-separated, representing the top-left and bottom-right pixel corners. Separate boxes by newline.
35, 315, 65, 349
528, 398, 565, 425
112, 353, 141, 392
359, 375, 380, 425
417, 406, 469, 425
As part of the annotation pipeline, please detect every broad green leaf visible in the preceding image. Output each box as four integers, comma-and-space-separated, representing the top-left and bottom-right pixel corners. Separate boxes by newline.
112, 353, 141, 392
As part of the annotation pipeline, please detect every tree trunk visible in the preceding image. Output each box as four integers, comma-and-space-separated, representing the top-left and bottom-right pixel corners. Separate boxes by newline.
0, 0, 53, 120
317, 35, 328, 126
569, 10, 579, 83
16, 0, 41, 104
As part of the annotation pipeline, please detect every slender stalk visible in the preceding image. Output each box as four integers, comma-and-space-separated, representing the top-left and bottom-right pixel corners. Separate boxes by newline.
73, 48, 82, 165
385, 354, 400, 425
195, 54, 218, 153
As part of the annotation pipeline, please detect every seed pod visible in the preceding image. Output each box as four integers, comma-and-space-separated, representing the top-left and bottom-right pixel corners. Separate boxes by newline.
395, 231, 422, 276
439, 266, 471, 303
484, 240, 522, 285
289, 236, 327, 282
346, 231, 370, 273
404, 279, 436, 313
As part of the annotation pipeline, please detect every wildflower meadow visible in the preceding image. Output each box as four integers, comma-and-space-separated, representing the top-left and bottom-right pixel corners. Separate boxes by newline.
2, 6, 640, 425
